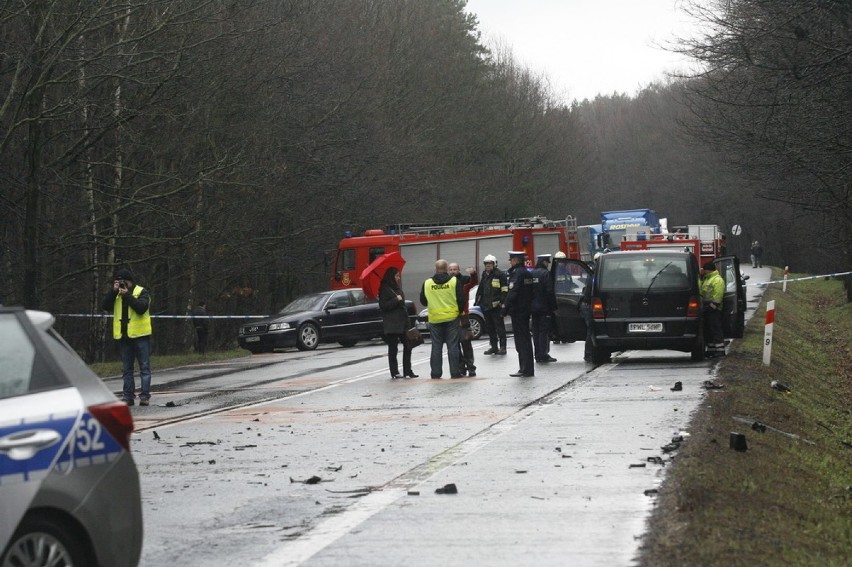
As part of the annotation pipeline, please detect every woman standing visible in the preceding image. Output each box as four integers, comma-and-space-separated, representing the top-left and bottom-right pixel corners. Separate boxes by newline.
379, 267, 417, 379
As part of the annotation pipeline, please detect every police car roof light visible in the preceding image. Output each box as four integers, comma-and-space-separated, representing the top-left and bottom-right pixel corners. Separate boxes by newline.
88, 401, 135, 451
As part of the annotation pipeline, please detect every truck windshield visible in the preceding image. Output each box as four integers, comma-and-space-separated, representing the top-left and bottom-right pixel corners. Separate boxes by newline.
599, 256, 690, 290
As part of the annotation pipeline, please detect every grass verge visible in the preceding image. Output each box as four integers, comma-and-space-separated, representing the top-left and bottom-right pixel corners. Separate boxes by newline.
88, 348, 248, 378
639, 269, 851, 566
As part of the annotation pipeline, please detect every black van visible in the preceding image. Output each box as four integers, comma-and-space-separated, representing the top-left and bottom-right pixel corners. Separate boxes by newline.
550, 251, 748, 363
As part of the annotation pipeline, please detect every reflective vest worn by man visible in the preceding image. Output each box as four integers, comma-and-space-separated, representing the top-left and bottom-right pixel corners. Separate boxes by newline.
420, 259, 465, 379
700, 262, 725, 357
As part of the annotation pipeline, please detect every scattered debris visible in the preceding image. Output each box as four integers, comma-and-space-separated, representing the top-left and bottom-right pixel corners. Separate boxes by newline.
234, 445, 257, 450
326, 465, 343, 472
290, 475, 325, 484
670, 381, 683, 392
729, 432, 748, 452
661, 441, 681, 453
644, 489, 658, 496
165, 401, 176, 407
408, 490, 420, 496
181, 441, 218, 447
733, 416, 816, 445
770, 380, 793, 394
647, 456, 664, 465
435, 483, 458, 494
629, 463, 647, 468
208, 459, 216, 464
703, 380, 724, 390
153, 431, 161, 440
515, 470, 528, 474
648, 385, 662, 392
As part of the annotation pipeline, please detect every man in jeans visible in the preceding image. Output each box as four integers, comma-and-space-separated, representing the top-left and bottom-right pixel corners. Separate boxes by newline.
102, 268, 153, 406
420, 259, 465, 379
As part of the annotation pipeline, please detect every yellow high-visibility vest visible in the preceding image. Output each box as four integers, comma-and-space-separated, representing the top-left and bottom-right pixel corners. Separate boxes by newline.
424, 277, 459, 323
113, 285, 152, 339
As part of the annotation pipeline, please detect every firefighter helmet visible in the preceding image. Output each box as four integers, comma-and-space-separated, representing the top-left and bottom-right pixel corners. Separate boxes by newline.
483, 254, 497, 265
554, 251, 567, 259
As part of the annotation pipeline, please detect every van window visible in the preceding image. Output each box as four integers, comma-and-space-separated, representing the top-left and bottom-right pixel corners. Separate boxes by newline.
600, 256, 691, 290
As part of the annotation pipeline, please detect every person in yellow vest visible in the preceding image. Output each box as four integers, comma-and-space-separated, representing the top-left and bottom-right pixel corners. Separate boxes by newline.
700, 261, 726, 357
101, 268, 153, 406
420, 259, 466, 379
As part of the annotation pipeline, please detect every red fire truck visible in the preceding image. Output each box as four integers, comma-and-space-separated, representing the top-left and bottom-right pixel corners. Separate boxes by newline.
330, 216, 580, 309
619, 224, 726, 265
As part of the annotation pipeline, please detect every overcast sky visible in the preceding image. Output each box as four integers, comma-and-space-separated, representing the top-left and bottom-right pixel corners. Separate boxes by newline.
464, 0, 702, 103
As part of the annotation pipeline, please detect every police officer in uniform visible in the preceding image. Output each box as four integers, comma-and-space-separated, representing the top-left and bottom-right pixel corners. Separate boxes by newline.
503, 251, 534, 377
531, 254, 557, 363
475, 254, 508, 355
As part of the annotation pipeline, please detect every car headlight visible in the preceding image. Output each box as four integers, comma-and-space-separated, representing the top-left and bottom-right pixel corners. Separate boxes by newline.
268, 322, 291, 331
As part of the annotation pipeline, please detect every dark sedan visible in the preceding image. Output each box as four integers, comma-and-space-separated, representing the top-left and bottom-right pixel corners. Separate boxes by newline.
238, 289, 416, 353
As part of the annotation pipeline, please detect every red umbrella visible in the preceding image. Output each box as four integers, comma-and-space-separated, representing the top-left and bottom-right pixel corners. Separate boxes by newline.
360, 252, 406, 300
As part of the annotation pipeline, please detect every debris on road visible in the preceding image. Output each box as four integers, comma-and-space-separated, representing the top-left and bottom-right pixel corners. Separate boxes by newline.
435, 483, 458, 494
703, 380, 724, 390
733, 416, 816, 445
670, 381, 683, 391
644, 489, 658, 496
290, 475, 326, 484
629, 463, 647, 468
153, 431, 161, 440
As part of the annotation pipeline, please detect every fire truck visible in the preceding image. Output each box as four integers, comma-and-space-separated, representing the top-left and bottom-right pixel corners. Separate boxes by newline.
330, 216, 580, 309
619, 224, 726, 265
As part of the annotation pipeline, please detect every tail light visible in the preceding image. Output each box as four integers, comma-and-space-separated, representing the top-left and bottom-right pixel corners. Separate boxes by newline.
687, 296, 701, 317
88, 401, 135, 451
592, 298, 605, 319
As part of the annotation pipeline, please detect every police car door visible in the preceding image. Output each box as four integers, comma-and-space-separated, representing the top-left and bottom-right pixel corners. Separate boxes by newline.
714, 256, 748, 338
0, 309, 84, 550
551, 258, 592, 342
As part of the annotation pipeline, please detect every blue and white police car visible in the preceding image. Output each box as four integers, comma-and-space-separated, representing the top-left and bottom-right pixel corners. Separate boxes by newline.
0, 306, 143, 567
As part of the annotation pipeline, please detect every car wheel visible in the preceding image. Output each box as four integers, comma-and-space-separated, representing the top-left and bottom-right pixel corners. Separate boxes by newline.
591, 344, 611, 364
296, 323, 319, 351
338, 339, 358, 348
469, 314, 484, 340
1, 514, 95, 567
691, 331, 706, 362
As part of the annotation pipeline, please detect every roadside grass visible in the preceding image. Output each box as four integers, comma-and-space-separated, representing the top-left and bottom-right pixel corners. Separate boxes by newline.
88, 348, 248, 378
639, 269, 852, 567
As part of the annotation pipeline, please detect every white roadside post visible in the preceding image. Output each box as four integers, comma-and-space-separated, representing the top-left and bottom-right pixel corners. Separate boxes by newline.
783, 266, 789, 292
763, 300, 775, 366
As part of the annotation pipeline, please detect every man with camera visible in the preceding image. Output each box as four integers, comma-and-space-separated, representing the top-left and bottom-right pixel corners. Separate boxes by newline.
101, 268, 153, 406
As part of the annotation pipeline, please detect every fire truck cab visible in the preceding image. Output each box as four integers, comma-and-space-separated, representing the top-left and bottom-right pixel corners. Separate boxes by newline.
331, 216, 580, 310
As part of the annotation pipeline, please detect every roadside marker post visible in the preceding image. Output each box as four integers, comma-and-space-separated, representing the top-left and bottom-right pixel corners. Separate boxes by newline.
783, 266, 789, 292
763, 300, 775, 366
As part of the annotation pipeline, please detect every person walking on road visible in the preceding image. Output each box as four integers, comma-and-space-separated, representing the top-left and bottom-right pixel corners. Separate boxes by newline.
503, 251, 534, 377
530, 254, 557, 363
449, 262, 478, 377
750, 241, 764, 268
101, 268, 153, 406
379, 267, 416, 379
700, 261, 726, 357
191, 301, 209, 354
475, 254, 508, 355
420, 259, 465, 379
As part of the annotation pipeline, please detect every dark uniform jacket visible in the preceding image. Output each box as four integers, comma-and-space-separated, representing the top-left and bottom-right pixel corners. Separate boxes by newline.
530, 264, 556, 314
379, 282, 409, 335
475, 268, 507, 312
503, 264, 532, 317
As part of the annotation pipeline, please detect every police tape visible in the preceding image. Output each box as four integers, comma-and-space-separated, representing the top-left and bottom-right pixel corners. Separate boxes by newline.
55, 314, 270, 320
746, 270, 852, 287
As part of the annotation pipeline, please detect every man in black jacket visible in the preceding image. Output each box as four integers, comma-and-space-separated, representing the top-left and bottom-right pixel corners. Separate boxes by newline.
530, 254, 557, 363
503, 251, 534, 377
474, 254, 508, 355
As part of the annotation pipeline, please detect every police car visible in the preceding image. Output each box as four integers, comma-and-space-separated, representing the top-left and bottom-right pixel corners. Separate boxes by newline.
0, 306, 143, 567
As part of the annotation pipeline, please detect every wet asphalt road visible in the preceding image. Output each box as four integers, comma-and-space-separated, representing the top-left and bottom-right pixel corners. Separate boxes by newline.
123, 267, 771, 567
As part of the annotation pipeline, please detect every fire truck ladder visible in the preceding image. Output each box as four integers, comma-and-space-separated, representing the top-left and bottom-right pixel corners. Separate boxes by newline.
387, 215, 576, 237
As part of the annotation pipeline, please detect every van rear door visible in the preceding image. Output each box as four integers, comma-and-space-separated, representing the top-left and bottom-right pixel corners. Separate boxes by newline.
551, 259, 592, 341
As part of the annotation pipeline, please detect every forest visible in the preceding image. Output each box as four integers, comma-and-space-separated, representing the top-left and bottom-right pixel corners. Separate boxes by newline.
1, 0, 849, 359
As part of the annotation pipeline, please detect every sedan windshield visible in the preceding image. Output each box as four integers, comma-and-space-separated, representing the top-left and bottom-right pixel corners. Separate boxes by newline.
279, 294, 327, 314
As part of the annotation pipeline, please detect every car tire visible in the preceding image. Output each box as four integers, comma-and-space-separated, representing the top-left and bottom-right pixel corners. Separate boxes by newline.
296, 323, 319, 351
691, 331, 706, 362
1, 513, 95, 567
338, 339, 358, 348
469, 314, 484, 340
591, 344, 611, 364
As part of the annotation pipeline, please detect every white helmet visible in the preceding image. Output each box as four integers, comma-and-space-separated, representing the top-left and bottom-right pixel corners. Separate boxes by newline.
593, 252, 603, 261
483, 254, 497, 265
554, 251, 567, 259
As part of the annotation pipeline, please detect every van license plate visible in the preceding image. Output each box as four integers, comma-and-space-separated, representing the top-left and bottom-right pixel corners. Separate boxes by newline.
245, 336, 260, 343
629, 323, 663, 332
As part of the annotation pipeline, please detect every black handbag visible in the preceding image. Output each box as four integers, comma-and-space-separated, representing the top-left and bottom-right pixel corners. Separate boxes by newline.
405, 326, 424, 348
